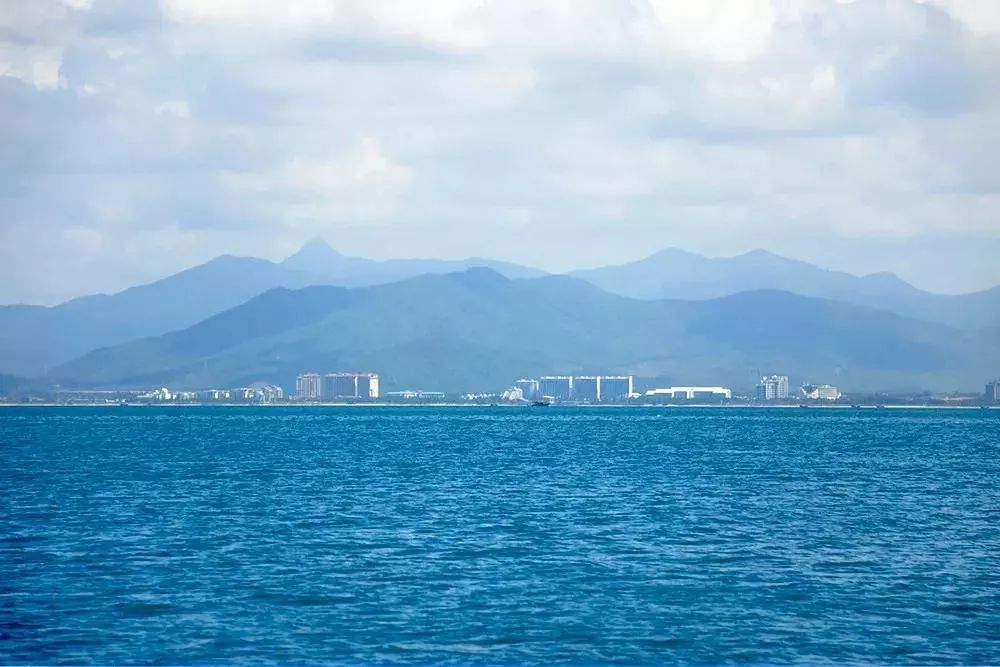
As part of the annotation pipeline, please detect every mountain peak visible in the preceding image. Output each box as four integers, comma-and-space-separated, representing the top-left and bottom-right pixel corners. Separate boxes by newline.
861, 270, 904, 282
281, 237, 343, 270
642, 247, 706, 263
735, 248, 789, 262
452, 266, 511, 285
859, 271, 916, 291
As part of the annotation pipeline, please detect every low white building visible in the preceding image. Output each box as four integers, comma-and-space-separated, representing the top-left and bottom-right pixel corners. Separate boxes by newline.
501, 387, 525, 402
801, 384, 840, 400
644, 386, 731, 400
197, 389, 229, 401
148, 387, 172, 401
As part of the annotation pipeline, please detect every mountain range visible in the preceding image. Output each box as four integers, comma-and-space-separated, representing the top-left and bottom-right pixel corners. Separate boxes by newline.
3, 239, 999, 391
50, 269, 999, 393
570, 248, 1000, 330
282, 237, 546, 284
0, 241, 543, 376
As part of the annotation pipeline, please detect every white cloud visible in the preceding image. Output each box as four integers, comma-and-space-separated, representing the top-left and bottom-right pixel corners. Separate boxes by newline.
223, 138, 413, 225
279, 138, 412, 196
1, 0, 999, 303
922, 0, 1000, 35
0, 43, 63, 89
153, 100, 191, 119
161, 0, 489, 51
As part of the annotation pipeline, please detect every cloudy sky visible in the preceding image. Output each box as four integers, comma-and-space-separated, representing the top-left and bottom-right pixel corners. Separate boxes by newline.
2, 0, 999, 304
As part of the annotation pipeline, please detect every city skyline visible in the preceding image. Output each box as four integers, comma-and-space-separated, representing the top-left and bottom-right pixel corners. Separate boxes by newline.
7, 364, 999, 405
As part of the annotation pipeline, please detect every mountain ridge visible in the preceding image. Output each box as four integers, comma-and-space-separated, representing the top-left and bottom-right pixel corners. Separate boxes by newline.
49, 269, 998, 394
4, 240, 999, 381
0, 242, 544, 376
570, 247, 1000, 330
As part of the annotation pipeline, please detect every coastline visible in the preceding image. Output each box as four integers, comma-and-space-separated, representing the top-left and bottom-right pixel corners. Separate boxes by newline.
2, 402, 997, 410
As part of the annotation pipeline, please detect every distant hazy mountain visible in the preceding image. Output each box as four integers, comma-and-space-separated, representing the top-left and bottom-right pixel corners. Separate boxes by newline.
0, 255, 317, 377
0, 240, 544, 377
51, 269, 998, 393
570, 248, 1000, 330
281, 237, 546, 283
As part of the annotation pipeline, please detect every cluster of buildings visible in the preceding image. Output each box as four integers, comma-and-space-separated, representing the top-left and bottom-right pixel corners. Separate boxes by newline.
755, 375, 840, 401
385, 390, 446, 401
295, 372, 380, 401
801, 383, 841, 400
512, 376, 731, 403
507, 373, 844, 404
116, 370, 854, 406
515, 376, 635, 402
140, 385, 285, 403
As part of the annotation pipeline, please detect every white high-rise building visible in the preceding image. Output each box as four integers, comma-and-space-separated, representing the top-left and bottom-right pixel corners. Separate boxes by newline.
515, 379, 540, 400
599, 376, 633, 401
756, 375, 789, 401
357, 373, 380, 400
295, 373, 322, 400
538, 376, 573, 401
320, 372, 380, 400
986, 380, 1000, 402
573, 376, 600, 402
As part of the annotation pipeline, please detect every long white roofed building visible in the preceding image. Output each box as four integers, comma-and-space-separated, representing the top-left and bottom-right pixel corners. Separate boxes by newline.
644, 386, 731, 401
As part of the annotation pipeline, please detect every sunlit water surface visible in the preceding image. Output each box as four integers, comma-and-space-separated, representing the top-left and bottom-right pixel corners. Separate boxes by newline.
2, 406, 998, 664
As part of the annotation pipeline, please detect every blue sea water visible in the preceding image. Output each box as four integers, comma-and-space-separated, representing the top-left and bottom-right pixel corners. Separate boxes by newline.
1, 406, 998, 665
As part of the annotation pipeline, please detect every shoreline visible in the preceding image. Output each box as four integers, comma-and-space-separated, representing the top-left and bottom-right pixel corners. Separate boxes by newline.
1, 402, 997, 410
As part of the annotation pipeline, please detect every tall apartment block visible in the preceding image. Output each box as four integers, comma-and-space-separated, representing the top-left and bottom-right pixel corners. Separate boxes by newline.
573, 376, 600, 402
356, 373, 380, 400
756, 375, 789, 401
530, 375, 634, 402
538, 376, 573, 401
599, 376, 633, 401
515, 379, 540, 400
322, 372, 380, 400
295, 373, 322, 400
986, 380, 1000, 402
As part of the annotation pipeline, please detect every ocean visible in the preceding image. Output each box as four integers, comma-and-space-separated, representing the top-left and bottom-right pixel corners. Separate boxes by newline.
2, 406, 998, 664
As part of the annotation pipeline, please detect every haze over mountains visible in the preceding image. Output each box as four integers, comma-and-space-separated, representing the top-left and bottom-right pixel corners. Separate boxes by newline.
0, 240, 543, 376
571, 248, 1000, 331
2, 238, 998, 392
282, 238, 546, 284
51, 269, 998, 394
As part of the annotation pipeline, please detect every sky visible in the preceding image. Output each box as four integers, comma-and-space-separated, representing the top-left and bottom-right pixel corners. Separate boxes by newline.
1, 0, 999, 305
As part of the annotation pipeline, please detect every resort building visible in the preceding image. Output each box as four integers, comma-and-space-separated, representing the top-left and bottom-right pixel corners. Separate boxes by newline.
538, 376, 574, 401
573, 376, 600, 402
295, 373, 322, 400
985, 380, 1000, 402
321, 372, 380, 400
644, 386, 732, 402
801, 384, 841, 400
518, 375, 635, 402
385, 390, 445, 401
756, 375, 790, 401
599, 376, 634, 401
515, 379, 540, 400
356, 373, 380, 400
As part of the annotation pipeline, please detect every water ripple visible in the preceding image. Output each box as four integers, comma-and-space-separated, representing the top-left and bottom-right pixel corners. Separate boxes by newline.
1, 406, 998, 664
